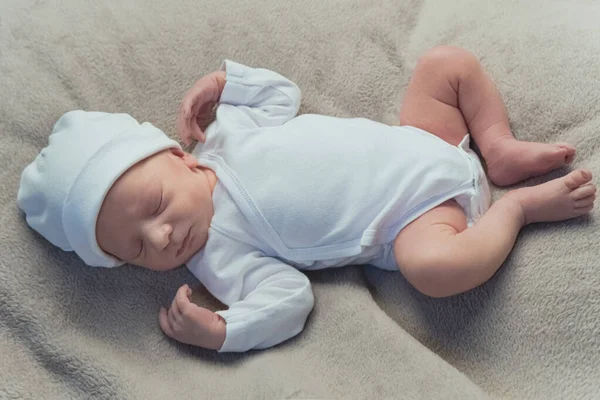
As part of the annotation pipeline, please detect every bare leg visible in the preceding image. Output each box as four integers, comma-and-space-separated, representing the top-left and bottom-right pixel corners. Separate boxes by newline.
394, 170, 596, 298
394, 46, 594, 298
399, 46, 576, 186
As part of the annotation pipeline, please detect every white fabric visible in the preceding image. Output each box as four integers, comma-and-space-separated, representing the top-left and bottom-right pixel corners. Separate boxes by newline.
17, 110, 180, 267
187, 60, 491, 352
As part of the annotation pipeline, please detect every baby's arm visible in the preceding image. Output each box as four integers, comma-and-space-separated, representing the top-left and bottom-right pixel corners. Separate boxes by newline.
178, 60, 301, 144
184, 230, 314, 352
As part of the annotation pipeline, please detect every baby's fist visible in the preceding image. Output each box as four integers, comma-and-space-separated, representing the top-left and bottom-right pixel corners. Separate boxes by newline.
177, 71, 226, 146
159, 284, 226, 351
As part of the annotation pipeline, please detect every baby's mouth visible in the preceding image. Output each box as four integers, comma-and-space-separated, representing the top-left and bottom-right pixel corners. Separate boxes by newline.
176, 226, 193, 258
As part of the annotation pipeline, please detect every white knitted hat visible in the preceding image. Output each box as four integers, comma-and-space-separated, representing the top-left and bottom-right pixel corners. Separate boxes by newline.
17, 110, 180, 267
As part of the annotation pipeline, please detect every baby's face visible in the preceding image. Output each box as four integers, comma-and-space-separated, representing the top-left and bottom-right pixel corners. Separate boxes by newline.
96, 148, 216, 270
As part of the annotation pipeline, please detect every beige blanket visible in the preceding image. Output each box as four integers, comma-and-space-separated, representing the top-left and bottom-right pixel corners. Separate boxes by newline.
1, 0, 599, 398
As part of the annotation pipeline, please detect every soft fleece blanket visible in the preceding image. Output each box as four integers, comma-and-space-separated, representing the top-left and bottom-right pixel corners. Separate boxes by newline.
1, 0, 599, 398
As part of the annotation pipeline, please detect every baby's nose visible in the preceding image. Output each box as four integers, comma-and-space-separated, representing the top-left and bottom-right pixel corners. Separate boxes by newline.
148, 223, 173, 251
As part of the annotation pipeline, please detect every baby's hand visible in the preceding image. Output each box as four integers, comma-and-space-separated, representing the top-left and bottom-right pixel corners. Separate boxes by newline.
177, 71, 226, 146
159, 284, 226, 351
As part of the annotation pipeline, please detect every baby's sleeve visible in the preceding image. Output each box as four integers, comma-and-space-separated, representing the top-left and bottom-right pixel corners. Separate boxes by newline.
215, 60, 301, 129
186, 229, 314, 352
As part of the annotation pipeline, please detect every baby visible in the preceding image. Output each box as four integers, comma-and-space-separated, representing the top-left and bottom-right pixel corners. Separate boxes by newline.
18, 46, 596, 353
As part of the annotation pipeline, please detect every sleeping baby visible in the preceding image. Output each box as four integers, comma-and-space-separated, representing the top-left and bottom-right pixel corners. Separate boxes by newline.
18, 46, 596, 352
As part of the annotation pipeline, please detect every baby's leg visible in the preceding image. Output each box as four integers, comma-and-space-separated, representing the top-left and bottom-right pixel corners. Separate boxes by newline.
399, 46, 575, 186
394, 170, 595, 298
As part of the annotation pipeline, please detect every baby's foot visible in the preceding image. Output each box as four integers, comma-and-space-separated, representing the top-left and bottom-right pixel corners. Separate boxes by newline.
485, 136, 576, 186
505, 169, 596, 225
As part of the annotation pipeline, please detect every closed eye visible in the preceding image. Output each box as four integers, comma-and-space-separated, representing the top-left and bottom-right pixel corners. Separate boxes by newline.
153, 189, 163, 216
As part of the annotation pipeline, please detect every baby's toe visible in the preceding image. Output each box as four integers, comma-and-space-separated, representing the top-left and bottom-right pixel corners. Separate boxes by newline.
574, 196, 595, 209
570, 183, 597, 200
556, 143, 576, 164
564, 169, 593, 190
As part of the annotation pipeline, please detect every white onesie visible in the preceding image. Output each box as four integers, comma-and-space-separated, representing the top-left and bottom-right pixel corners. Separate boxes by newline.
187, 60, 491, 352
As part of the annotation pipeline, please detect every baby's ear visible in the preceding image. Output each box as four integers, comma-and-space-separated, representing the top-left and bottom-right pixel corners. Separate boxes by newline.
170, 148, 199, 169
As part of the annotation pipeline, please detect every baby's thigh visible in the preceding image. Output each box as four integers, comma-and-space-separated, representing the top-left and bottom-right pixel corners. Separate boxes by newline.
398, 47, 471, 146
392, 200, 468, 273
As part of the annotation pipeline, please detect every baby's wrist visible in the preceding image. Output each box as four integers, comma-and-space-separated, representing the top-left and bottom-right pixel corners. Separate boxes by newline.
214, 71, 226, 101
209, 314, 226, 350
